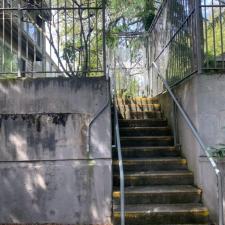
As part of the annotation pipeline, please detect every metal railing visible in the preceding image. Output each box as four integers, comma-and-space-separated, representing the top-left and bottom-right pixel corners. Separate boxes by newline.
113, 94, 125, 225
0, 0, 106, 78
152, 61, 224, 225
146, 0, 225, 96
111, 71, 125, 225
201, 1, 225, 70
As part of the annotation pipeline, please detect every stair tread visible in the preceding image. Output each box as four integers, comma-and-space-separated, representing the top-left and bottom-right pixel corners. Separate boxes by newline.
113, 203, 208, 213
120, 127, 170, 130
113, 185, 201, 194
122, 110, 162, 113
114, 170, 193, 176
119, 118, 166, 121
113, 107, 209, 223
118, 103, 160, 106
117, 97, 158, 100
121, 146, 177, 150
114, 146, 181, 158
121, 136, 173, 139
119, 119, 168, 127
114, 157, 187, 163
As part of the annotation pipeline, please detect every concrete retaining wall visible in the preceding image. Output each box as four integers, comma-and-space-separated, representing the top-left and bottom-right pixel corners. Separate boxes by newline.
0, 77, 112, 225
157, 74, 225, 223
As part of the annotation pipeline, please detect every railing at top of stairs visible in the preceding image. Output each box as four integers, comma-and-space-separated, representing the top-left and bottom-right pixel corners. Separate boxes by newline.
151, 61, 224, 225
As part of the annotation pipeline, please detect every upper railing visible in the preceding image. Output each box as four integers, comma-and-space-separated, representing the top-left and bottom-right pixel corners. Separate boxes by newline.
0, 0, 106, 78
201, 0, 225, 71
146, 0, 225, 96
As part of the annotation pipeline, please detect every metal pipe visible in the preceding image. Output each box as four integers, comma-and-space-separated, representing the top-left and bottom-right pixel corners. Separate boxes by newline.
87, 81, 110, 153
172, 101, 178, 147
102, 0, 107, 78
152, 62, 224, 225
113, 85, 125, 225
17, 3, 22, 77
110, 63, 125, 225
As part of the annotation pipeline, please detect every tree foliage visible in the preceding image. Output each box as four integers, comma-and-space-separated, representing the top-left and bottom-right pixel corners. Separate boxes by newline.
106, 0, 157, 48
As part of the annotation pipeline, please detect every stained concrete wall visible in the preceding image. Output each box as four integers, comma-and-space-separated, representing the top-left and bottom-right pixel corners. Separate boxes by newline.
157, 74, 225, 223
0, 77, 112, 224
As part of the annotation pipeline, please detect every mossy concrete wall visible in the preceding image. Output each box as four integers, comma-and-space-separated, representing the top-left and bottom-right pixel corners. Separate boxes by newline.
157, 74, 225, 224
0, 77, 112, 224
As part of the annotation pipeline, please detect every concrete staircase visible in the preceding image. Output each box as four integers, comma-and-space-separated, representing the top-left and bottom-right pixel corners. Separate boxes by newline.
113, 97, 210, 225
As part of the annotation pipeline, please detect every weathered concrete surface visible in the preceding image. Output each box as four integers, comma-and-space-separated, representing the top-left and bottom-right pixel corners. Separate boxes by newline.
0, 160, 111, 224
157, 74, 225, 223
0, 114, 91, 161
0, 77, 112, 224
0, 77, 107, 114
0, 77, 111, 159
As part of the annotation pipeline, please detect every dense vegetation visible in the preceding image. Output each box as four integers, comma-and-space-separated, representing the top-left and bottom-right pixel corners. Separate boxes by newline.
106, 0, 157, 47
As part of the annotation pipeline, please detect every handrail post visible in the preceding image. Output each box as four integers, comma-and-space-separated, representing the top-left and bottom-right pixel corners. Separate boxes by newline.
195, 0, 202, 74
146, 36, 151, 97
102, 0, 107, 78
172, 100, 179, 148
17, 2, 22, 77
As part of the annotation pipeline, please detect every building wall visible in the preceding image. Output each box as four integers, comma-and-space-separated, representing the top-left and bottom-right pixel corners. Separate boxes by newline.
0, 77, 112, 225
157, 74, 225, 223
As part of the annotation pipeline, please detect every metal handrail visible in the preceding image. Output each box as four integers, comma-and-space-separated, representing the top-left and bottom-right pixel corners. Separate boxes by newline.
113, 94, 125, 225
152, 62, 224, 225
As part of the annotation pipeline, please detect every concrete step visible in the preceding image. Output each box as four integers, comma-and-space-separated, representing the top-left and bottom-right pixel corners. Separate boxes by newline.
113, 157, 187, 172
113, 204, 209, 225
112, 146, 181, 158
117, 97, 159, 105
113, 171, 194, 186
118, 111, 163, 119
119, 119, 168, 127
120, 127, 171, 136
113, 185, 202, 204
117, 103, 161, 112
120, 136, 174, 147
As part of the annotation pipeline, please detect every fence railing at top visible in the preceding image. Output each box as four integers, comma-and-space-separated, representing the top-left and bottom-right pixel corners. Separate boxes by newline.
147, 0, 225, 96
0, 0, 106, 78
201, 0, 225, 70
